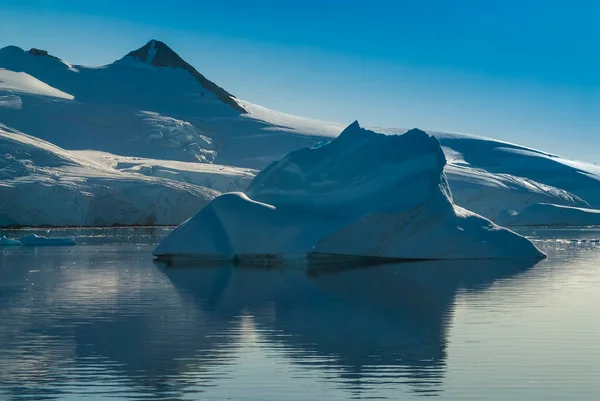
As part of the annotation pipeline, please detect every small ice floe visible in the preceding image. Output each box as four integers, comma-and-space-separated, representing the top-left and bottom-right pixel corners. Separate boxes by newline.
19, 234, 77, 246
0, 236, 22, 246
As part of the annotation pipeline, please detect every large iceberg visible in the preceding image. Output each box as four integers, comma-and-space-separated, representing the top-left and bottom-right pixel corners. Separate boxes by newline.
154, 122, 544, 262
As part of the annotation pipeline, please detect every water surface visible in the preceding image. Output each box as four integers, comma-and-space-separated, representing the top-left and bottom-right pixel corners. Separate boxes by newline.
0, 227, 599, 400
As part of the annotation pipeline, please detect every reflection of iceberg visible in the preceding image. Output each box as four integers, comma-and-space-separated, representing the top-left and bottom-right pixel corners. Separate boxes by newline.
165, 258, 539, 396
154, 122, 544, 262
0, 242, 538, 399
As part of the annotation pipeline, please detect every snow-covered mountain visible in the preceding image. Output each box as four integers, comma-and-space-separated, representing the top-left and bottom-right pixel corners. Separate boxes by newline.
1, 39, 598, 227
0, 123, 220, 226
0, 41, 338, 168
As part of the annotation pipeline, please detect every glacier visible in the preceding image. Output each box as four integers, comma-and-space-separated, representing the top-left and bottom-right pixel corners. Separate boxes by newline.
0, 124, 218, 227
153, 122, 545, 262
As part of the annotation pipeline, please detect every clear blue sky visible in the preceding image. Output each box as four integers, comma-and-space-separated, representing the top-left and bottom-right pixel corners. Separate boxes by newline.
1, 0, 598, 162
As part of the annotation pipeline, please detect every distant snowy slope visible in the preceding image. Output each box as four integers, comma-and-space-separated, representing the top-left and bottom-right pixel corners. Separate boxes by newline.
0, 68, 73, 100
444, 164, 587, 220
497, 203, 600, 227
74, 150, 257, 193
0, 124, 218, 227
237, 100, 344, 137
434, 131, 600, 209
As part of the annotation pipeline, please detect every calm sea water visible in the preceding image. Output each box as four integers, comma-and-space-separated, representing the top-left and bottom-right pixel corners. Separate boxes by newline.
0, 227, 599, 400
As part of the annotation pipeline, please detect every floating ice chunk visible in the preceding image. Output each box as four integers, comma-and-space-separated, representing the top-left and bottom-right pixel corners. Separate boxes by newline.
0, 236, 22, 246
19, 234, 77, 246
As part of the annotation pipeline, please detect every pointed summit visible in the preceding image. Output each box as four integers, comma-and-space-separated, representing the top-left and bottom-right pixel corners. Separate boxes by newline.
127, 40, 184, 68
126, 40, 246, 113
336, 120, 370, 141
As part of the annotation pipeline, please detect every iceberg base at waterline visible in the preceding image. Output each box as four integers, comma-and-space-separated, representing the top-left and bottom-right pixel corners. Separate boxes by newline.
153, 122, 545, 263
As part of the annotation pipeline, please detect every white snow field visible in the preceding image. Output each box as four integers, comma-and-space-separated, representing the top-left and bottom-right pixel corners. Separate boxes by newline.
1, 39, 599, 227
73, 150, 257, 193
0, 124, 218, 227
0, 68, 73, 100
153, 122, 545, 262
497, 203, 600, 227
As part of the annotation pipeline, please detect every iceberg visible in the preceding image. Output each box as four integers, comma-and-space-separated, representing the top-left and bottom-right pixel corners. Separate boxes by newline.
154, 122, 545, 263
0, 236, 22, 246
19, 234, 77, 246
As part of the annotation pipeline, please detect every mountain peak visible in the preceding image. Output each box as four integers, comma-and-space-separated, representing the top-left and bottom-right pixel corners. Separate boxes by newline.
127, 40, 182, 68
125, 40, 246, 114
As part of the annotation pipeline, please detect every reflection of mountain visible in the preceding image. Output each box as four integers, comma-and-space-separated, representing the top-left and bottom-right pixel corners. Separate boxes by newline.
0, 245, 538, 399
165, 259, 539, 396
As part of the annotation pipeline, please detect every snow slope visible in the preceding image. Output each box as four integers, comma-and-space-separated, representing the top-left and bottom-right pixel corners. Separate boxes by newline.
0, 68, 73, 100
0, 124, 217, 227
443, 164, 587, 221
74, 150, 257, 193
434, 131, 600, 211
497, 203, 600, 227
154, 122, 544, 262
